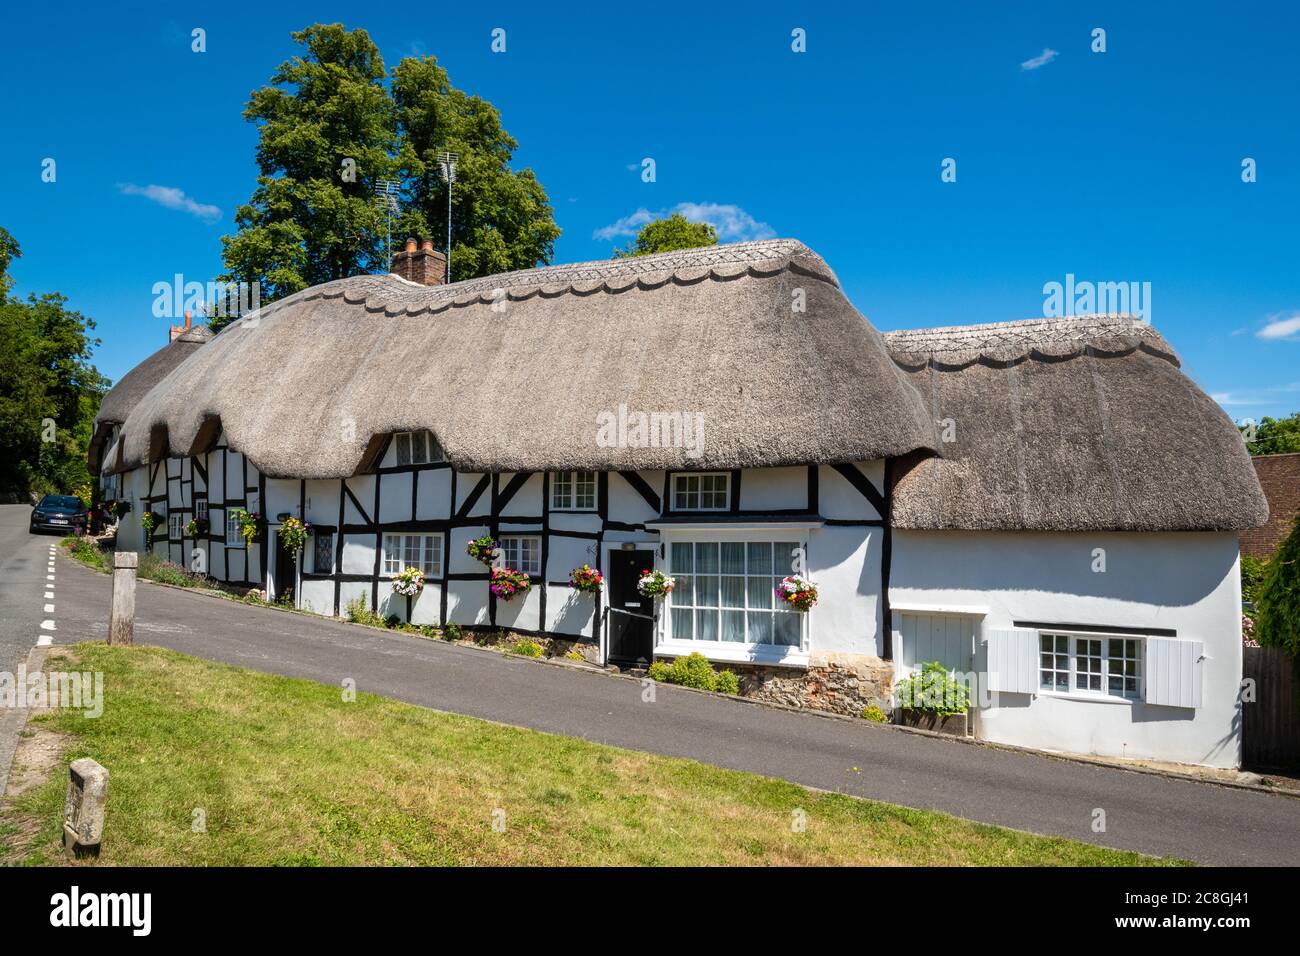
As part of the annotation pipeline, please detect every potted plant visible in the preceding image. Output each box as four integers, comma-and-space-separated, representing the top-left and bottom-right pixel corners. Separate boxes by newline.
490, 566, 531, 601
568, 564, 603, 594
140, 510, 164, 541
111, 499, 132, 520
775, 574, 818, 611
636, 569, 675, 598
392, 566, 425, 596
235, 509, 266, 545
277, 515, 311, 555
893, 660, 970, 736
467, 534, 498, 566
185, 516, 210, 537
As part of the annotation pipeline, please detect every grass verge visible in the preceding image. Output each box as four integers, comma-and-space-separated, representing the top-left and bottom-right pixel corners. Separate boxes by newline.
0, 643, 1185, 866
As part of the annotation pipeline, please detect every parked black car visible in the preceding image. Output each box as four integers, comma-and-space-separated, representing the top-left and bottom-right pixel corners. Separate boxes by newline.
29, 495, 88, 534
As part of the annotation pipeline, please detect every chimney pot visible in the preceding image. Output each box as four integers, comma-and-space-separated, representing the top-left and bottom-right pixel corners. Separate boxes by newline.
404, 237, 418, 253
184, 310, 193, 329
391, 237, 447, 287
420, 239, 434, 252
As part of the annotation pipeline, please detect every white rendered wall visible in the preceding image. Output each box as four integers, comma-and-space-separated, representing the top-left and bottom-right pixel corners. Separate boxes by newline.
891, 530, 1243, 767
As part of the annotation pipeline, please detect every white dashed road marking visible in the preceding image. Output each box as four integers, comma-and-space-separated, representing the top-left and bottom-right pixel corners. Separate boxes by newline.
40, 620, 56, 631
44, 604, 54, 613
37, 635, 52, 647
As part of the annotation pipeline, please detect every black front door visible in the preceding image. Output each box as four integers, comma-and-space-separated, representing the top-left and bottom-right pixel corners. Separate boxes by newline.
274, 532, 296, 605
607, 549, 656, 666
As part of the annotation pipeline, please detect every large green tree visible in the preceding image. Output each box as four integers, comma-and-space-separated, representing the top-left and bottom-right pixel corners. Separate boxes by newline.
218, 24, 560, 328
0, 228, 108, 497
612, 213, 718, 259
1241, 413, 1300, 456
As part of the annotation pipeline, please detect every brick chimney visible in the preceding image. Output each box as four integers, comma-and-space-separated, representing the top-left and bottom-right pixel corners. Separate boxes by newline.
391, 237, 447, 286
169, 310, 194, 343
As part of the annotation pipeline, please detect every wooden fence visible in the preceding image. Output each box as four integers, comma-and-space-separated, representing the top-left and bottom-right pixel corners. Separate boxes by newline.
1243, 646, 1300, 769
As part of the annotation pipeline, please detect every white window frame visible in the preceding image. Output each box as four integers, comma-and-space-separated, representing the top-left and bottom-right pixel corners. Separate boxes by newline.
225, 510, 243, 547
169, 512, 184, 541
498, 535, 542, 576
394, 430, 444, 467
1038, 630, 1143, 702
382, 532, 443, 577
662, 537, 808, 659
551, 471, 597, 511
671, 472, 730, 512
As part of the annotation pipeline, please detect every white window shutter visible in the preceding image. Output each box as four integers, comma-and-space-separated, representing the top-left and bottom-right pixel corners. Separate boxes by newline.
1144, 637, 1203, 708
985, 628, 1038, 694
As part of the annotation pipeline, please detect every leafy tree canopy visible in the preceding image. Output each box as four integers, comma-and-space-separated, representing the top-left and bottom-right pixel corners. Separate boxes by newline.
1256, 512, 1300, 654
0, 228, 108, 497
218, 24, 560, 329
0, 225, 19, 300
613, 213, 718, 259
1240, 413, 1300, 456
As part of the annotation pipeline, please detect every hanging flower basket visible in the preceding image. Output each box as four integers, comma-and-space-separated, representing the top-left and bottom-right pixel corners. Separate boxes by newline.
185, 516, 210, 538
569, 564, 603, 594
490, 566, 531, 602
111, 499, 132, 519
467, 534, 498, 566
140, 510, 164, 540
235, 509, 266, 545
775, 575, 819, 612
393, 566, 425, 597
637, 569, 676, 598
277, 516, 312, 555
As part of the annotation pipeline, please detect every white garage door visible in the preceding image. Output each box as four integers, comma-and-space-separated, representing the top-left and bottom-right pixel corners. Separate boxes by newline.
898, 612, 977, 675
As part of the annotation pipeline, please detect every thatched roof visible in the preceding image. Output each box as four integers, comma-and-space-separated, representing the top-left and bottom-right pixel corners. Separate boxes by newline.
104, 240, 937, 477
884, 316, 1268, 532
89, 327, 212, 472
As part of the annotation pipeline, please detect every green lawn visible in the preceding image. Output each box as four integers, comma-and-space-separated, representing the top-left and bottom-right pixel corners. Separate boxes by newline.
0, 643, 1186, 866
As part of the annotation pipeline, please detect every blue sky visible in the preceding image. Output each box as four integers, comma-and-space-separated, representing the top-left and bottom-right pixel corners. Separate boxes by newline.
2, 1, 1297, 422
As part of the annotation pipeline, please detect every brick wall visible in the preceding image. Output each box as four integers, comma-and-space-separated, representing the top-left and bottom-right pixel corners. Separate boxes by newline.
1241, 453, 1300, 558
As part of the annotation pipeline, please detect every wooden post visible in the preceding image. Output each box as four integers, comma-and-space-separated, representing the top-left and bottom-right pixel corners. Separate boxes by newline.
63, 758, 109, 858
109, 551, 137, 646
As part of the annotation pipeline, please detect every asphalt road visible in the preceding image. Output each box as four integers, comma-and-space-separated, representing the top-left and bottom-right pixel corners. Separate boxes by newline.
3, 504, 1297, 865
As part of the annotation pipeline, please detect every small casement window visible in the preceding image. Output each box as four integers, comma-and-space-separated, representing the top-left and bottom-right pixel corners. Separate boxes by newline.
672, 472, 730, 511
169, 513, 185, 540
314, 532, 335, 574
1039, 633, 1142, 700
225, 510, 243, 547
551, 471, 597, 510
195, 499, 208, 520
498, 535, 542, 576
394, 430, 444, 466
383, 533, 443, 577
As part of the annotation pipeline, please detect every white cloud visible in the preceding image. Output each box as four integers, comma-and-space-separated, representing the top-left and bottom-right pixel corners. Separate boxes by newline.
117, 183, 221, 223
1256, 313, 1300, 341
593, 202, 775, 243
1020, 48, 1059, 71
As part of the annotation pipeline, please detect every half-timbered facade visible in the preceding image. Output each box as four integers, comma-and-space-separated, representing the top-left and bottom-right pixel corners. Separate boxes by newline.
91, 239, 1268, 768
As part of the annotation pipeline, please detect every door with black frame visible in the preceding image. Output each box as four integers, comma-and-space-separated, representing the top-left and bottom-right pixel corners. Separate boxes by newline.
606, 548, 656, 666
274, 529, 296, 606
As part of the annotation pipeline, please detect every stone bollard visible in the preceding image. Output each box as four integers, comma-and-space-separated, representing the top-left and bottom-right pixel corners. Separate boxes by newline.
63, 758, 109, 858
109, 552, 137, 647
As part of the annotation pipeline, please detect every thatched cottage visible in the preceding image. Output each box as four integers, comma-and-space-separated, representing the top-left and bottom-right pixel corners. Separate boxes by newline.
90, 239, 1266, 768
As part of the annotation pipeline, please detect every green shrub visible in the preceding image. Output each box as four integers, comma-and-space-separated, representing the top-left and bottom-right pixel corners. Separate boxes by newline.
1257, 513, 1300, 654
64, 536, 111, 572
564, 650, 585, 662
893, 661, 969, 716
861, 704, 889, 723
647, 652, 739, 694
510, 638, 544, 658
1242, 555, 1269, 608
344, 595, 386, 628
443, 622, 462, 642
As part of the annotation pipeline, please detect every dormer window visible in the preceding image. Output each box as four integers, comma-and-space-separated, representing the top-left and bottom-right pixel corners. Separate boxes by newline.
394, 430, 443, 466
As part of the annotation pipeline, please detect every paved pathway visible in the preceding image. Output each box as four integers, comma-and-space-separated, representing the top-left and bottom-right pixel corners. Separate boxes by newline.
3, 505, 1297, 864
